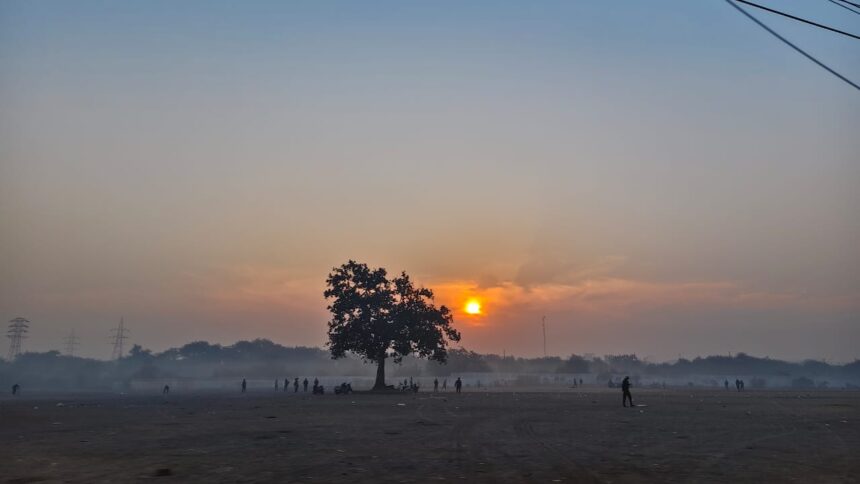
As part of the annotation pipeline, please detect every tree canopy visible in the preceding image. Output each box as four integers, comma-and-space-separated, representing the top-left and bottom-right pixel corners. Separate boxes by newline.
324, 260, 460, 389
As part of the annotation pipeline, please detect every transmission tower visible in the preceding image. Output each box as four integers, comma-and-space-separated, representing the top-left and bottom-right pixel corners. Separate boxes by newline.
109, 317, 130, 360
6, 317, 30, 361
64, 329, 81, 357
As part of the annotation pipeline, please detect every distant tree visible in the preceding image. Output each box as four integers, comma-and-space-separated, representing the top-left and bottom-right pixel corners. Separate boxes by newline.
128, 344, 153, 360
324, 260, 461, 390
558, 354, 590, 374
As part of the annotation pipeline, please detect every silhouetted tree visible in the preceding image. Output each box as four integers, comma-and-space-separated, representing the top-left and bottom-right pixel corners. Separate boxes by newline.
324, 260, 460, 390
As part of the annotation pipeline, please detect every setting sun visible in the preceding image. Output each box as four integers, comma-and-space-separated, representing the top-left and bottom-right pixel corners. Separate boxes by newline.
465, 300, 482, 315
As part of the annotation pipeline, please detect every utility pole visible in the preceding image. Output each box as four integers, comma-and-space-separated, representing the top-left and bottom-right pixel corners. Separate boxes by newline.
542, 315, 547, 358
64, 329, 81, 357
110, 317, 130, 360
6, 317, 30, 361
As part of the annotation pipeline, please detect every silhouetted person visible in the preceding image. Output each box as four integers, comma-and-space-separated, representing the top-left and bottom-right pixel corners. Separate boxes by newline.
579, 378, 583, 386
303, 378, 308, 392
294, 378, 299, 393
162, 384, 170, 395
443, 379, 447, 391
740, 380, 745, 391
724, 379, 729, 390
455, 377, 462, 393
242, 378, 247, 393
735, 379, 741, 392
314, 378, 319, 388
274, 379, 279, 391
434, 378, 439, 392
284, 378, 289, 392
12, 383, 20, 395
622, 376, 634, 407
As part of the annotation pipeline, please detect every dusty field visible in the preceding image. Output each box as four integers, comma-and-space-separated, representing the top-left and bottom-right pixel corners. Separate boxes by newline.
1, 388, 858, 483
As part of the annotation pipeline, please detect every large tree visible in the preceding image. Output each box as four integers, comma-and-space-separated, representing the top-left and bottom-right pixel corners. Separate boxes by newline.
324, 260, 461, 390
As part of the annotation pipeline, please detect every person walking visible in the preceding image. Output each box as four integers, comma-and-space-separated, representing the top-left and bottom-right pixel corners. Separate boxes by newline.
621, 376, 634, 408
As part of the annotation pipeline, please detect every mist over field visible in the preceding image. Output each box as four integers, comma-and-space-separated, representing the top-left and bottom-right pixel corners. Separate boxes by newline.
4, 339, 859, 393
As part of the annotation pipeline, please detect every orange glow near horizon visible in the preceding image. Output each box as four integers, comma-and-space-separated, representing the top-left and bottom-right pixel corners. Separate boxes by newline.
465, 299, 482, 315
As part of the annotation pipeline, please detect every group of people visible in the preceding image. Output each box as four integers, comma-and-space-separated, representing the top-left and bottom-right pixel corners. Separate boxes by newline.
399, 378, 420, 393
239, 377, 324, 394
430, 377, 462, 393
725, 379, 745, 391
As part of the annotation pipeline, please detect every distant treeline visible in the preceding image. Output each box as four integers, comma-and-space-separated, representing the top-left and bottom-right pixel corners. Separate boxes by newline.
1, 338, 858, 390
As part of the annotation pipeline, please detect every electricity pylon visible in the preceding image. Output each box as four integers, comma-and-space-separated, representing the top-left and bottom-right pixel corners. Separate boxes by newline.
6, 317, 30, 361
64, 329, 81, 357
110, 317, 130, 360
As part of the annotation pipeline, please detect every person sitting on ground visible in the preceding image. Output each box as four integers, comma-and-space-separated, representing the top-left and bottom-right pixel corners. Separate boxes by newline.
622, 376, 634, 408
335, 382, 353, 395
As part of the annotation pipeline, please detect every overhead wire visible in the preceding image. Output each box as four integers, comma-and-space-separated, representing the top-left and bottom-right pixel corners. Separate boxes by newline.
725, 0, 860, 91
825, 0, 860, 16
732, 0, 860, 39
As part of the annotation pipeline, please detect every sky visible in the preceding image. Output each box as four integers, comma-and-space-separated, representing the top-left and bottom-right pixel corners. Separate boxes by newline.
1, 0, 858, 362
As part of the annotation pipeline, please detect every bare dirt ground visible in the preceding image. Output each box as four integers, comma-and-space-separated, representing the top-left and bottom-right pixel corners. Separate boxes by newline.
1, 388, 858, 483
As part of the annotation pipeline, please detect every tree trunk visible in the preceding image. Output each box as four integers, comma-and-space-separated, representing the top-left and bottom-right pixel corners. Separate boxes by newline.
373, 356, 387, 390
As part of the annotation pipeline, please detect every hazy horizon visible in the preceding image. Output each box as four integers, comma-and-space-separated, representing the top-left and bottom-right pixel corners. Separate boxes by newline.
2, 1, 858, 362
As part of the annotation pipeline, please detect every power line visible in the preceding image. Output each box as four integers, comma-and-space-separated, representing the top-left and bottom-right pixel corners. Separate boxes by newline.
733, 0, 860, 40
836, 0, 860, 9
826, 0, 860, 16
726, 0, 860, 91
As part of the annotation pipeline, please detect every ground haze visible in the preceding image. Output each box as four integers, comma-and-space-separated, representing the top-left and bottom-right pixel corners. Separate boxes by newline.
2, 388, 858, 483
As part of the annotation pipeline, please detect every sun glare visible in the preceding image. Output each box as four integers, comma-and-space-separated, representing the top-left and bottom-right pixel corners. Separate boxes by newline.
465, 300, 482, 315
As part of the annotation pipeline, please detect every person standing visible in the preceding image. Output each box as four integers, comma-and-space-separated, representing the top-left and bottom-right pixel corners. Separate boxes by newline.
621, 376, 633, 408
294, 378, 299, 393
11, 383, 20, 395
303, 378, 309, 392
434, 378, 439, 392
455, 377, 462, 394
241, 378, 247, 393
